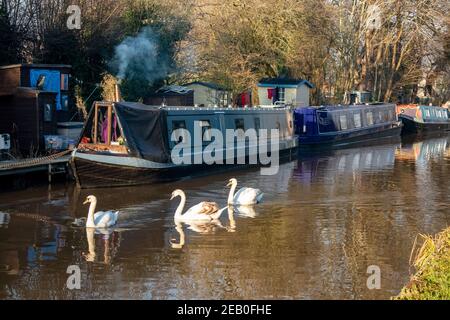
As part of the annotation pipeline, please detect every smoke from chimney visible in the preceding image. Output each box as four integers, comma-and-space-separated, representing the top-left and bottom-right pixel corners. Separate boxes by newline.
111, 27, 169, 85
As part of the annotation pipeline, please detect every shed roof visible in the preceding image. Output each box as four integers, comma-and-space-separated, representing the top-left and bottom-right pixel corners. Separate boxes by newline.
184, 81, 228, 91
258, 78, 314, 88
0, 63, 72, 70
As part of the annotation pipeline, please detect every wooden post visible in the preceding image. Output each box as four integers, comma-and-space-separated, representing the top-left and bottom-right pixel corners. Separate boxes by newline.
93, 104, 98, 144
107, 105, 112, 145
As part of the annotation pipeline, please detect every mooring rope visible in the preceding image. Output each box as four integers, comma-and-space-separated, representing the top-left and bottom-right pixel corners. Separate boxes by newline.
0, 150, 72, 170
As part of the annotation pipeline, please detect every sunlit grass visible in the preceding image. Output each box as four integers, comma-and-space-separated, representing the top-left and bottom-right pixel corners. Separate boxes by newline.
395, 227, 450, 300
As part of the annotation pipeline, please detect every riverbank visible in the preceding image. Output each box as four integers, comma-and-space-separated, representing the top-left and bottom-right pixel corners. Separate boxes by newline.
395, 227, 450, 300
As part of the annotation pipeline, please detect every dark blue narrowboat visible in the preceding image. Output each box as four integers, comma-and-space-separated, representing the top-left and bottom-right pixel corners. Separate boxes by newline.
397, 105, 450, 135
294, 104, 402, 147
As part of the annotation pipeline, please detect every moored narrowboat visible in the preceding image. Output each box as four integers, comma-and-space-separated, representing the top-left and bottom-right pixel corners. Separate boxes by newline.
294, 104, 402, 147
397, 105, 450, 134
70, 101, 298, 188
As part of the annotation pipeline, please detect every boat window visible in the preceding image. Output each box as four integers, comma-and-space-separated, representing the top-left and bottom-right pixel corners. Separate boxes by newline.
372, 110, 380, 124
172, 120, 187, 143
235, 118, 245, 131
354, 113, 362, 128
377, 110, 384, 123
381, 110, 389, 122
366, 112, 374, 126
425, 109, 431, 118
318, 111, 338, 133
275, 121, 282, 137
339, 115, 347, 130
296, 114, 305, 134
389, 109, 395, 121
199, 120, 212, 141
254, 117, 261, 133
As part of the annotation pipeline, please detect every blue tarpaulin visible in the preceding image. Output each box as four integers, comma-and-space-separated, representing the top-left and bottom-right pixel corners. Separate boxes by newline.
30, 69, 61, 110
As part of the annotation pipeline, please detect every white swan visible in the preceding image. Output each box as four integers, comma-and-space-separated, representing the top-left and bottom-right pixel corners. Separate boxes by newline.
227, 178, 264, 206
83, 195, 119, 228
171, 189, 227, 222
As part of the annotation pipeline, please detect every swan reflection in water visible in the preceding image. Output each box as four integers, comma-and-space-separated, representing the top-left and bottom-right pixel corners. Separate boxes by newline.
170, 207, 238, 249
233, 205, 258, 219
84, 228, 122, 264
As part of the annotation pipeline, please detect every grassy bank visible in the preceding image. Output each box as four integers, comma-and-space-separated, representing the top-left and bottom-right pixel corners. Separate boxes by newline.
395, 227, 450, 300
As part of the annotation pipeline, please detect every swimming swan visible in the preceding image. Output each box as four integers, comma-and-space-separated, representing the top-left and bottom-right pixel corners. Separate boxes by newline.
171, 189, 227, 222
227, 178, 263, 206
83, 195, 119, 228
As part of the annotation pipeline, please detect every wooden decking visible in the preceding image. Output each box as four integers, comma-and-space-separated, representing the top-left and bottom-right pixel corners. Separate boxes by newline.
0, 150, 71, 182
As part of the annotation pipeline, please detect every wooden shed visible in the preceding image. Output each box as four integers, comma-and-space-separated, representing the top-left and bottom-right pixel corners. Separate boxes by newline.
144, 86, 194, 106
184, 81, 231, 107
0, 64, 74, 156
0, 88, 58, 156
0, 64, 72, 120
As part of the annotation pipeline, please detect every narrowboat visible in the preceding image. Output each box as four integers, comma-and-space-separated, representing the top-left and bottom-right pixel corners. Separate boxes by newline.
294, 104, 402, 147
70, 101, 298, 188
397, 105, 450, 134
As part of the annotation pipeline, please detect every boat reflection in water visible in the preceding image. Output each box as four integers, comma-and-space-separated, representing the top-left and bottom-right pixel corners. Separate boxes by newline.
296, 141, 399, 182
396, 134, 448, 162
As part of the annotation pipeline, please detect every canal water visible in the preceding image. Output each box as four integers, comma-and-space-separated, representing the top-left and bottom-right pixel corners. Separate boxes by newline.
0, 134, 449, 300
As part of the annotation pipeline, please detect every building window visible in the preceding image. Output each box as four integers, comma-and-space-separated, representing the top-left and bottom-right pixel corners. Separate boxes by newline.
339, 115, 348, 130
61, 95, 69, 111
220, 92, 228, 107
44, 104, 53, 122
278, 88, 286, 103
61, 74, 69, 91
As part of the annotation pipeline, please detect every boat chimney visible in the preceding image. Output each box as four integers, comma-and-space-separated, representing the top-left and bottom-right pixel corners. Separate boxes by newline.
114, 82, 122, 102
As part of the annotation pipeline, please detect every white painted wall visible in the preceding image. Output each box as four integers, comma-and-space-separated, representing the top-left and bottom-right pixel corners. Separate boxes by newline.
185, 84, 230, 107
258, 87, 273, 106
296, 85, 310, 107
257, 84, 310, 107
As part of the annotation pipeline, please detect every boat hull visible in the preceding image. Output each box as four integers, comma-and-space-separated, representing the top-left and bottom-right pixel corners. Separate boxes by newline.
298, 123, 402, 147
399, 116, 450, 135
71, 147, 298, 189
